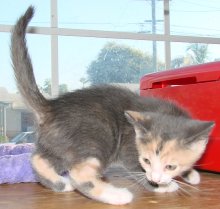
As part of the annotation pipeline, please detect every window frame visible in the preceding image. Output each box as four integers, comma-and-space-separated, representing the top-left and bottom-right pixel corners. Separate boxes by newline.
1, 0, 220, 96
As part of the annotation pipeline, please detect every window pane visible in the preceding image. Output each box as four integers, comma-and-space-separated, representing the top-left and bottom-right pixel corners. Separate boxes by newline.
1, 34, 51, 92
170, 0, 220, 37
171, 42, 220, 69
0, 33, 51, 143
58, 36, 165, 92
58, 0, 164, 34
0, 0, 50, 27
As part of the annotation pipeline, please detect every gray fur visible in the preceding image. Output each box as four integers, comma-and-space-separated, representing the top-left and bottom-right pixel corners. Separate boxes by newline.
11, 6, 214, 200
11, 6, 49, 120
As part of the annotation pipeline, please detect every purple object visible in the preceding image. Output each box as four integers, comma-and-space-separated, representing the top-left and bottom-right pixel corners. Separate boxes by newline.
0, 143, 34, 156
0, 143, 38, 184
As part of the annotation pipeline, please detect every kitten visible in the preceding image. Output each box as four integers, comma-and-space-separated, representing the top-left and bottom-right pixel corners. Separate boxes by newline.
10, 6, 214, 205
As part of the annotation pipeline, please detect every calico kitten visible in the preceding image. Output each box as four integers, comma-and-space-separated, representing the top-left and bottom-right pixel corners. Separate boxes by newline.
11, 6, 214, 205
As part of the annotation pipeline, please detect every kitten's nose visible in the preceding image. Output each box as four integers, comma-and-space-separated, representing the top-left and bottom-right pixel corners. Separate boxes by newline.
151, 172, 161, 183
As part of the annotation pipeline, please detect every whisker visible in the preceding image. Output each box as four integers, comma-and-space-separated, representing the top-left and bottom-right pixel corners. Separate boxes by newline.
125, 171, 146, 175
177, 186, 189, 197
126, 180, 142, 189
176, 183, 192, 196
133, 176, 147, 184
123, 172, 145, 180
117, 165, 152, 192
126, 181, 144, 193
193, 162, 214, 167
120, 164, 146, 175
125, 173, 146, 176
173, 179, 200, 191
127, 174, 146, 178
126, 176, 148, 189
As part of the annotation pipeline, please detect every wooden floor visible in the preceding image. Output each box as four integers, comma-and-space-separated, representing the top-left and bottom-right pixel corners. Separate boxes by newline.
0, 170, 219, 209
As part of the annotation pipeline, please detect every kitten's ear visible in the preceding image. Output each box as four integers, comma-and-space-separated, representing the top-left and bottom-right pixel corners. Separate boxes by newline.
124, 110, 145, 124
125, 111, 152, 142
185, 120, 215, 145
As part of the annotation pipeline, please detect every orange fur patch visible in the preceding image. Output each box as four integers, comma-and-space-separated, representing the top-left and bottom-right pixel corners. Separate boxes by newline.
69, 158, 100, 183
32, 154, 61, 183
69, 158, 111, 196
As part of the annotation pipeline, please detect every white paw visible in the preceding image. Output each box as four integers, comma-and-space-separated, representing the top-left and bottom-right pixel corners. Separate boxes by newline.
60, 176, 75, 192
154, 181, 179, 193
62, 183, 75, 192
183, 170, 200, 185
98, 185, 133, 205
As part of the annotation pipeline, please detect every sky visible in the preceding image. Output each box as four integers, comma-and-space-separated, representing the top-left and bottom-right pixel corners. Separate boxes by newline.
1, 0, 220, 93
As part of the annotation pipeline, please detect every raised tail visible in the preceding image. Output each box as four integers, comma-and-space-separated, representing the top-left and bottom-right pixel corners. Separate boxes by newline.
11, 6, 49, 121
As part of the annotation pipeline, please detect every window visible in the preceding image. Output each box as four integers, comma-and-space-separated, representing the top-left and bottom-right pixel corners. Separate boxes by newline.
58, 0, 164, 33
58, 36, 165, 91
1, 34, 51, 93
170, 0, 220, 38
171, 42, 220, 68
0, 0, 220, 143
0, 0, 50, 27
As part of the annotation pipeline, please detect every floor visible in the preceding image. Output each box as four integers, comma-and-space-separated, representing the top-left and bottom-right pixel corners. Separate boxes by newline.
0, 170, 219, 209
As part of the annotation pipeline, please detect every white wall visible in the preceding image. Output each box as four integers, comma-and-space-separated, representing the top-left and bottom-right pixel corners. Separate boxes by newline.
6, 108, 21, 138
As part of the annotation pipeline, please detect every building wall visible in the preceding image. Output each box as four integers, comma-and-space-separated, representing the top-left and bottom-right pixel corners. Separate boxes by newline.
0, 104, 6, 137
6, 108, 22, 139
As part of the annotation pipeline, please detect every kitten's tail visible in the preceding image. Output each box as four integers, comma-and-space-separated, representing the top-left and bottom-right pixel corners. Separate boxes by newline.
11, 6, 49, 121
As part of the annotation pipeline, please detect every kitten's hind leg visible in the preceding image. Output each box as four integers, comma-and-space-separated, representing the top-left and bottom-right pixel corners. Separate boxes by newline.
69, 157, 133, 205
181, 169, 200, 185
31, 154, 74, 192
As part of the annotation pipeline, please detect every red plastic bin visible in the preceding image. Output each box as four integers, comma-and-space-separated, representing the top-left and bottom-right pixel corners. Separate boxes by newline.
140, 61, 220, 173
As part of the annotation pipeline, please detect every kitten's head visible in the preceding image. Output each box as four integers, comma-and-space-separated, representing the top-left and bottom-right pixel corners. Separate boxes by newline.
125, 110, 214, 185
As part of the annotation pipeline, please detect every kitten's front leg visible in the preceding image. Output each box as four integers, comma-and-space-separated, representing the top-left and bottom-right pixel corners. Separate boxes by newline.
69, 158, 133, 205
181, 169, 200, 185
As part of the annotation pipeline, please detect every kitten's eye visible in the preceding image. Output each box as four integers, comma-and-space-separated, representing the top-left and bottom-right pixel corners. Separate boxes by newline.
165, 165, 177, 171
143, 158, 151, 165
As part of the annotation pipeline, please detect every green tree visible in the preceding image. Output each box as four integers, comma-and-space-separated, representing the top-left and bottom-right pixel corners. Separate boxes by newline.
171, 57, 185, 69
41, 79, 69, 95
59, 84, 68, 95
186, 43, 209, 64
87, 42, 159, 84
0, 135, 8, 143
171, 43, 209, 69
41, 79, 51, 95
